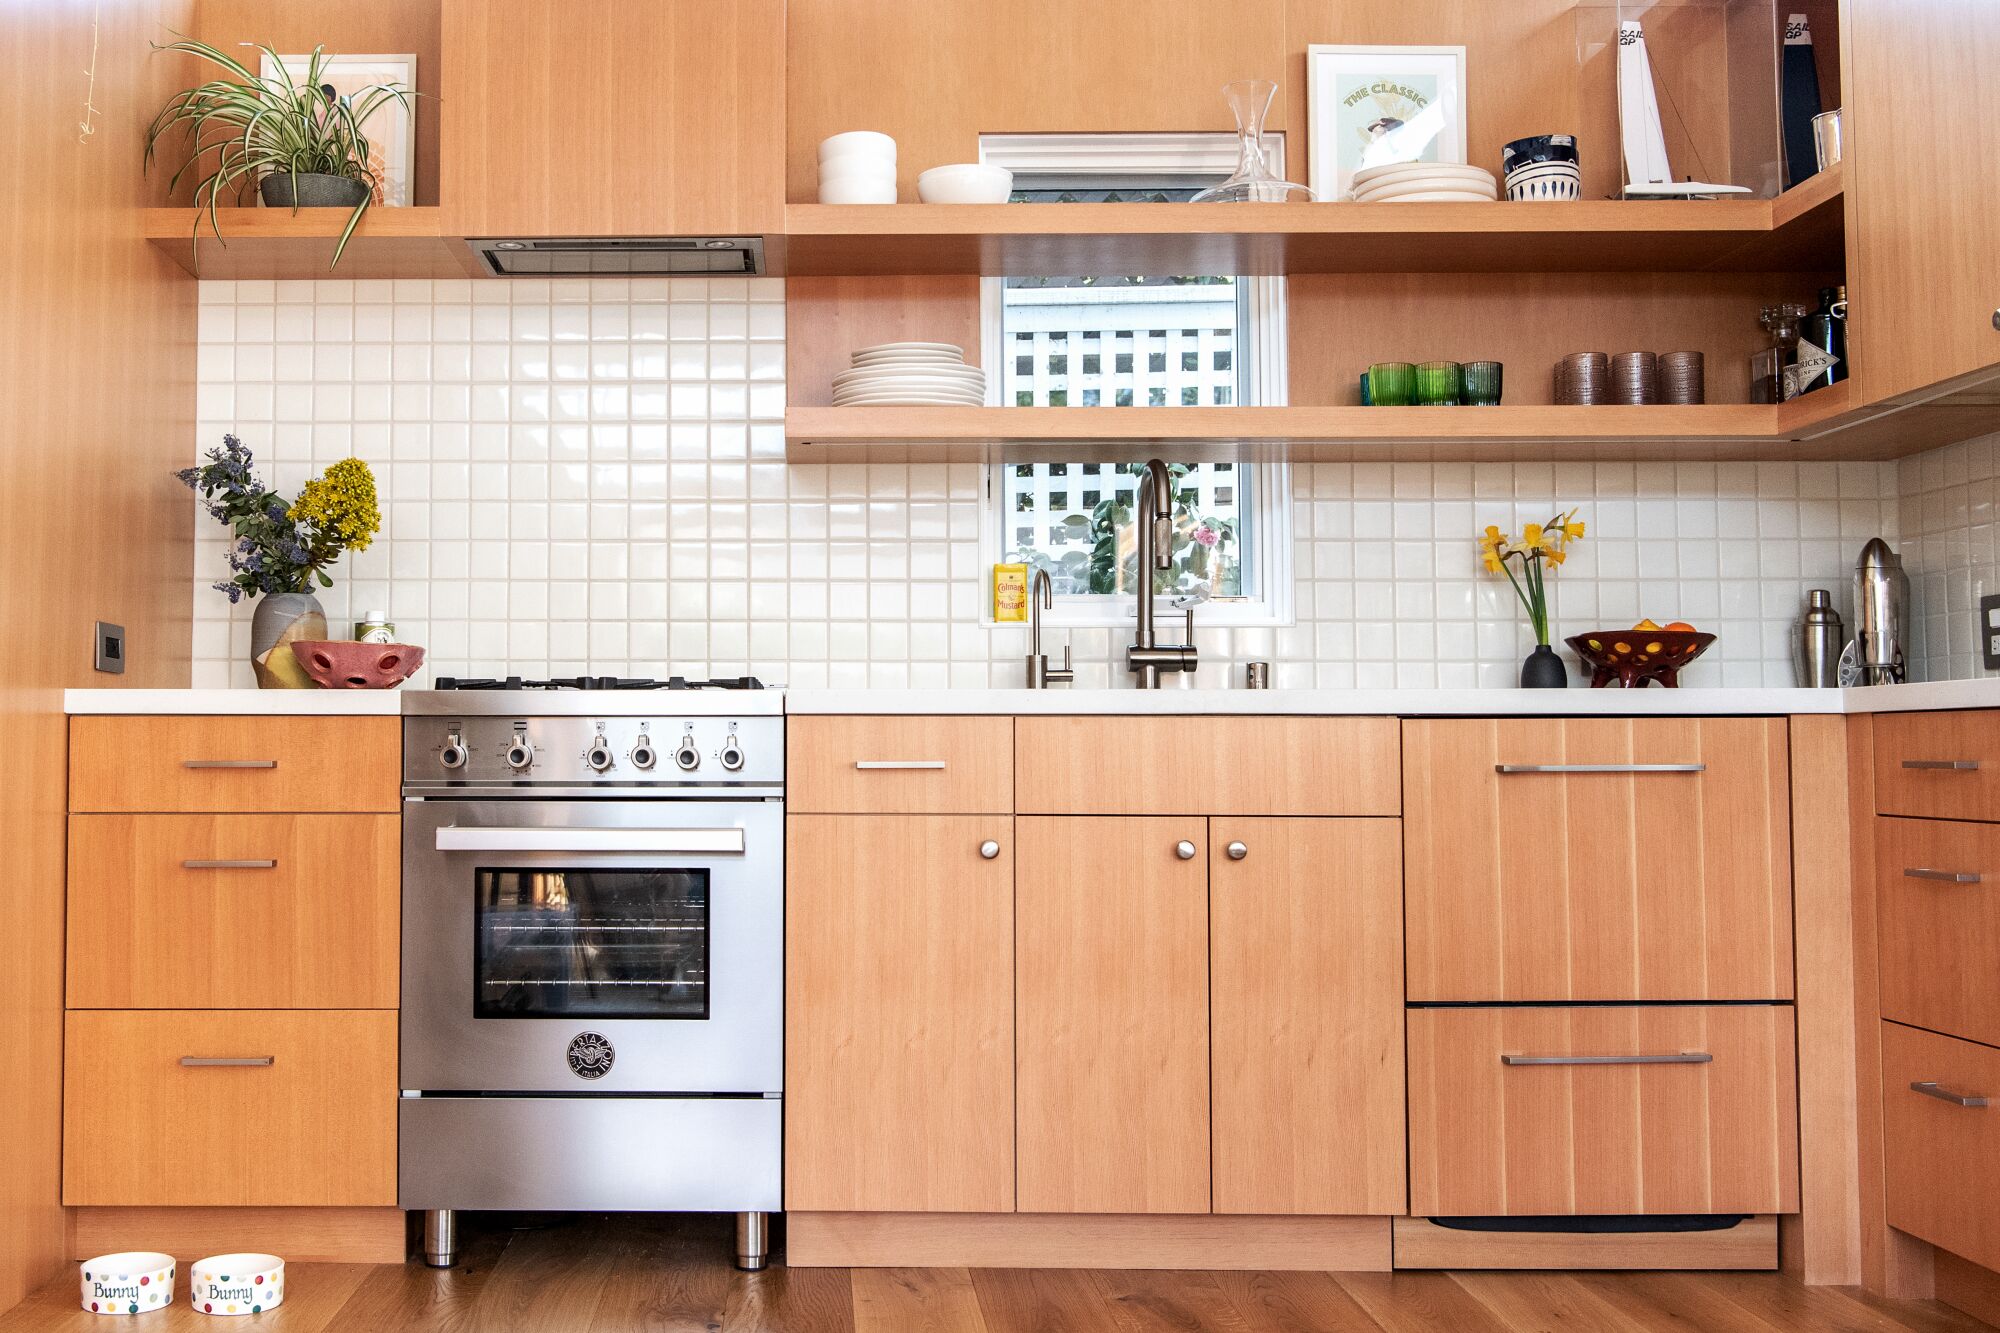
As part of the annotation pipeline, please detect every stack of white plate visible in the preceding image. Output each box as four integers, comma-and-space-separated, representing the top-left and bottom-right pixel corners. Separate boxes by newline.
1350, 161, 1499, 203
832, 343, 986, 406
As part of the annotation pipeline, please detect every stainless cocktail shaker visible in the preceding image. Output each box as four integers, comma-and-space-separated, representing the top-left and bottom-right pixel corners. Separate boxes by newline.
1797, 589, 1843, 687
1852, 538, 1909, 685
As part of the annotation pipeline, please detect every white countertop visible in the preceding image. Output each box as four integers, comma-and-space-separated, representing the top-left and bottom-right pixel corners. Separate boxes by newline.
66, 678, 2000, 716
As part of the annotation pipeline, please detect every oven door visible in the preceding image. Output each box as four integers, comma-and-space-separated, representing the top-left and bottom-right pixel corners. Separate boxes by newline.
401, 798, 781, 1094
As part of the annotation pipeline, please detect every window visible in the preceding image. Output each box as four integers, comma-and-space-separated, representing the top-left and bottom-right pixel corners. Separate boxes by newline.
977, 134, 1294, 628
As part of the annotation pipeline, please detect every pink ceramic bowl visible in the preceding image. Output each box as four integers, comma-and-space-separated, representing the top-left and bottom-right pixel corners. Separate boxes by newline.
292, 641, 425, 689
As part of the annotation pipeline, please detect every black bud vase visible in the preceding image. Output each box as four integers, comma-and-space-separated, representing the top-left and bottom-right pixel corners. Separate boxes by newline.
1520, 643, 1568, 688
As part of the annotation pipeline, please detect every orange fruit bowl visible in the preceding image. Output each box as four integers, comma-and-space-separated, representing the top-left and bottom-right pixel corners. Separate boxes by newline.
1564, 629, 1716, 688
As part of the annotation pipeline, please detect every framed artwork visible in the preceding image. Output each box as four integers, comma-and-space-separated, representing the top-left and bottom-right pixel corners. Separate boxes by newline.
1305, 44, 1467, 199
259, 53, 417, 206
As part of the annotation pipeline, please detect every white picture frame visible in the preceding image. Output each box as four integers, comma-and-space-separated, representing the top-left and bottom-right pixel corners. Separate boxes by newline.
1306, 44, 1467, 200
259, 53, 417, 207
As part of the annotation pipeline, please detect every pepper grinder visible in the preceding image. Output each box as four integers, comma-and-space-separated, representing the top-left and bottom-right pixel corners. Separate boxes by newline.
1796, 589, 1843, 687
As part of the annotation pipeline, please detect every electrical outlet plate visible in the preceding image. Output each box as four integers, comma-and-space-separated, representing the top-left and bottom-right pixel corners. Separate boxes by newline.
1981, 596, 2000, 671
94, 621, 125, 674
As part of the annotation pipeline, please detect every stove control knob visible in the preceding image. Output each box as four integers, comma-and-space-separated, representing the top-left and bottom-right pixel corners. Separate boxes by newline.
438, 732, 467, 770
720, 725, 745, 772
505, 734, 535, 770
585, 732, 615, 772
674, 731, 701, 772
629, 735, 658, 770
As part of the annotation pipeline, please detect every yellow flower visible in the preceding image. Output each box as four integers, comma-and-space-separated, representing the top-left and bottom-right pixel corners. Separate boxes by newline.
1481, 549, 1504, 574
1546, 547, 1567, 566
1563, 516, 1586, 541
1522, 522, 1543, 551
290, 458, 381, 553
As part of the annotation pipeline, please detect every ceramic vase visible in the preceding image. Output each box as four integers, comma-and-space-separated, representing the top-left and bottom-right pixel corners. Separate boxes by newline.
1520, 643, 1568, 688
251, 592, 328, 689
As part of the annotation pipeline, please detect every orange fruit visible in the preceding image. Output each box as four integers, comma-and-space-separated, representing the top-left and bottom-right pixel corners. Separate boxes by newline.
1632, 619, 1662, 632
1664, 621, 1696, 632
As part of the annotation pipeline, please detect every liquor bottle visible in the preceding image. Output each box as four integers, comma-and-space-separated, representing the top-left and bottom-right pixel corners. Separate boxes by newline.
1796, 285, 1848, 395
1781, 13, 1825, 189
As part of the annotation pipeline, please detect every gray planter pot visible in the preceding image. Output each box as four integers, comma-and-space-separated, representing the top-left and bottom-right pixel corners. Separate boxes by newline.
259, 173, 371, 208
251, 591, 328, 689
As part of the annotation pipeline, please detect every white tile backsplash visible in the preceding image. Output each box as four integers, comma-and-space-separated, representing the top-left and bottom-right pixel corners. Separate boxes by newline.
1897, 431, 2000, 683
193, 278, 1916, 690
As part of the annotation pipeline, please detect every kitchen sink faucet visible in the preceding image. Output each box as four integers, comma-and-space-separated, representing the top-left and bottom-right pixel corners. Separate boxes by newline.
1126, 458, 1199, 688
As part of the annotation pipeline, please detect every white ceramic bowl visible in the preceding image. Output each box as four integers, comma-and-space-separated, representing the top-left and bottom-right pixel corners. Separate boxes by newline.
818, 130, 896, 163
190, 1254, 285, 1316
818, 178, 897, 205
81, 1253, 175, 1316
916, 163, 1013, 204
818, 154, 897, 184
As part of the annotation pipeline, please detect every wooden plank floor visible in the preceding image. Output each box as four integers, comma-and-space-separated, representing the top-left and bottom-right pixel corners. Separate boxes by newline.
4, 1213, 1994, 1332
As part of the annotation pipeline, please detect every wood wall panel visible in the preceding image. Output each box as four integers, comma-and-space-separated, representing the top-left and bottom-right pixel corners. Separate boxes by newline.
193, 0, 442, 206
1290, 270, 1841, 407
785, 0, 1289, 203
0, 0, 196, 1314
786, 276, 983, 407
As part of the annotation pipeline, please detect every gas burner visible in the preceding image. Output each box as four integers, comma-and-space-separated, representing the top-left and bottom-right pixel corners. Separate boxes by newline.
433, 675, 767, 692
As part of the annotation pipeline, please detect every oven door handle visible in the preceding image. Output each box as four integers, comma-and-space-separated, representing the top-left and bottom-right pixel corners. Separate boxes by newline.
434, 827, 746, 854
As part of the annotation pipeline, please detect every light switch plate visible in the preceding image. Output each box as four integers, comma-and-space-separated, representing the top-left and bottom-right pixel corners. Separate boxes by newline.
1982, 596, 2000, 671
94, 621, 125, 674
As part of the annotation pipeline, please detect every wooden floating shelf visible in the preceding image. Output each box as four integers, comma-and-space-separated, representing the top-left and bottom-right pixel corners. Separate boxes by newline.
144, 207, 473, 280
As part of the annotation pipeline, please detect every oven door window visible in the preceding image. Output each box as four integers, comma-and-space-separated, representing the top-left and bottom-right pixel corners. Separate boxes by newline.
474, 867, 709, 1019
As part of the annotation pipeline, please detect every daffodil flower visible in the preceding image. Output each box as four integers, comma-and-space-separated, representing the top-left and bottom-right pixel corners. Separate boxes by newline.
1476, 509, 1588, 648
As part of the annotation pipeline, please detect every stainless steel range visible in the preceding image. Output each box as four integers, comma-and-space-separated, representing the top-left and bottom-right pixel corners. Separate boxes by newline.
398, 678, 783, 1270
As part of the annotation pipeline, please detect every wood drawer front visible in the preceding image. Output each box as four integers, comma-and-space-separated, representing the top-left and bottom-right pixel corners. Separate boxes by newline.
1404, 717, 1793, 1002
64, 1010, 396, 1206
788, 716, 1012, 814
1877, 816, 2000, 1047
1409, 1005, 1799, 1217
1882, 1021, 2000, 1273
1875, 712, 2000, 821
70, 716, 401, 813
67, 815, 399, 1010
1015, 716, 1399, 816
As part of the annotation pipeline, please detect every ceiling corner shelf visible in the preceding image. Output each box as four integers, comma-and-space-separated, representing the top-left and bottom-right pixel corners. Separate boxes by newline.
144, 206, 471, 280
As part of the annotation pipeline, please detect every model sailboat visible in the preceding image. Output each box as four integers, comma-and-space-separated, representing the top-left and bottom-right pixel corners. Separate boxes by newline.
1618, 19, 1750, 199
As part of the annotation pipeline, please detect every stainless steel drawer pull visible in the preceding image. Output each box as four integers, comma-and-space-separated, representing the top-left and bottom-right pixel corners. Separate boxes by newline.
179, 1056, 275, 1068
1502, 1052, 1713, 1067
181, 759, 278, 769
181, 859, 279, 870
1494, 764, 1706, 775
1912, 1080, 1990, 1107
1902, 760, 1980, 771
436, 827, 745, 854
1903, 868, 1984, 884
853, 760, 946, 770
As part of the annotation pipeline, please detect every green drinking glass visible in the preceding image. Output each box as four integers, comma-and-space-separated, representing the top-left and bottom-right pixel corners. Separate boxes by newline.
1462, 360, 1504, 406
1368, 361, 1416, 406
1415, 360, 1463, 406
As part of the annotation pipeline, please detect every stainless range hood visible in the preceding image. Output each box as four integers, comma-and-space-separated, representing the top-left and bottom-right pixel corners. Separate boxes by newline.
467, 236, 764, 277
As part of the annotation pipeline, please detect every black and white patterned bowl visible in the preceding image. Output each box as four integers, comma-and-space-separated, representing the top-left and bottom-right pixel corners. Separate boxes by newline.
1505, 162, 1583, 202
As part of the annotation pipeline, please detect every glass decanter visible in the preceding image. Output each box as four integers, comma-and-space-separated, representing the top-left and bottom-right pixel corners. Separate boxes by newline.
1193, 79, 1316, 203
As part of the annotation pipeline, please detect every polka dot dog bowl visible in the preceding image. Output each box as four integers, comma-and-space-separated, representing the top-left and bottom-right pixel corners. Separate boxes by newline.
190, 1254, 284, 1316
1565, 629, 1717, 688
80, 1253, 174, 1315
292, 640, 425, 689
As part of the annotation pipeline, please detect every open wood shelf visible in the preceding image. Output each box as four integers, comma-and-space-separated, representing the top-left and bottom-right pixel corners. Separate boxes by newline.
143, 207, 473, 280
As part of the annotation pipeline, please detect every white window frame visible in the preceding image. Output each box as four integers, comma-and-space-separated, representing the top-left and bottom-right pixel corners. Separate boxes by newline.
976, 132, 1294, 630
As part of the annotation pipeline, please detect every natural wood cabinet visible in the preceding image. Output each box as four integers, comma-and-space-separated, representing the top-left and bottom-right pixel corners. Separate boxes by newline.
1015, 716, 1399, 816
1873, 711, 2000, 822
1845, 0, 2000, 402
1016, 817, 1209, 1214
1408, 1005, 1800, 1217
1403, 718, 1793, 1002
785, 815, 1014, 1213
1875, 816, 2000, 1048
1882, 1021, 2000, 1274
64, 1010, 396, 1207
441, 0, 784, 238
1210, 818, 1404, 1216
68, 717, 401, 814
66, 815, 399, 1010
788, 715, 1012, 814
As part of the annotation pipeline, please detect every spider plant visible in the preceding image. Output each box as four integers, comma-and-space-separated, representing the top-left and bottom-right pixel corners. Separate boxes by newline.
145, 39, 413, 270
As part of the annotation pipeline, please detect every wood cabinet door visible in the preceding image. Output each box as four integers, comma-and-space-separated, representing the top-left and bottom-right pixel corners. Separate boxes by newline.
64, 1010, 396, 1206
67, 815, 399, 1010
441, 0, 784, 238
1873, 711, 2000, 822
1876, 816, 2000, 1047
69, 717, 400, 814
785, 815, 1013, 1212
1211, 818, 1405, 1215
1846, 0, 2000, 400
1404, 718, 1794, 1002
1882, 1020, 2000, 1272
1408, 1005, 1799, 1217
788, 716, 1013, 814
1016, 816, 1208, 1213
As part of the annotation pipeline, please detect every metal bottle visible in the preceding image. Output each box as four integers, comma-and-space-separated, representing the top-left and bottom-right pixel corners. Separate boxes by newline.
1796, 589, 1843, 687
1852, 538, 1909, 685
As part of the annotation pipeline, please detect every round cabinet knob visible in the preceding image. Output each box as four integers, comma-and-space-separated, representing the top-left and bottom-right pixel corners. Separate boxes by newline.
505, 738, 535, 770
1175, 840, 1197, 861
720, 738, 745, 772
585, 736, 614, 772
674, 732, 701, 771
438, 740, 467, 770
979, 840, 1001, 860
1227, 841, 1248, 860
629, 738, 657, 770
